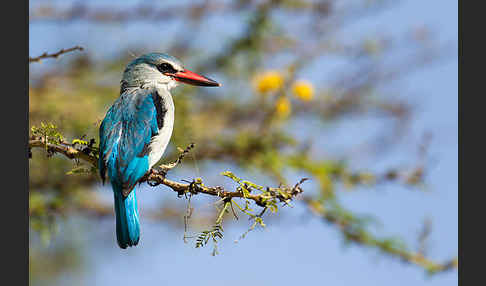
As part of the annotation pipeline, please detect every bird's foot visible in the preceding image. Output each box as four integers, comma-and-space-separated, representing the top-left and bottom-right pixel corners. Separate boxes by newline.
143, 168, 162, 187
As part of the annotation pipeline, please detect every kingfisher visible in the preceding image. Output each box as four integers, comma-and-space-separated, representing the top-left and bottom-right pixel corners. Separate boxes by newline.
99, 53, 220, 249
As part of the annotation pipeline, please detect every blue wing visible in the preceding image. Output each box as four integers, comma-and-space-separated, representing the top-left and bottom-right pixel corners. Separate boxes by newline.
99, 89, 160, 196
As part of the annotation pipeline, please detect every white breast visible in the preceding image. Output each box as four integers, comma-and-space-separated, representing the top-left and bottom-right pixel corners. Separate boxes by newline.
148, 87, 175, 168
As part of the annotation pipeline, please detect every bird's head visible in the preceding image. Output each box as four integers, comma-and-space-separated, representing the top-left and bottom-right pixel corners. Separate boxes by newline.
121, 53, 220, 91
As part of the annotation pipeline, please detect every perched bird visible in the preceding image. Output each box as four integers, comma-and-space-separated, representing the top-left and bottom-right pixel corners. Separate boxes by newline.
99, 53, 220, 249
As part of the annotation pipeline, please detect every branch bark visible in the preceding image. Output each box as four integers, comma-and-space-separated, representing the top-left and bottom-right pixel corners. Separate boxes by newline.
29, 139, 97, 166
28, 138, 304, 206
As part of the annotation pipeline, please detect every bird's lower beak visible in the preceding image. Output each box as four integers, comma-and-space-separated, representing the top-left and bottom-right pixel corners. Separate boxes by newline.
171, 69, 221, 87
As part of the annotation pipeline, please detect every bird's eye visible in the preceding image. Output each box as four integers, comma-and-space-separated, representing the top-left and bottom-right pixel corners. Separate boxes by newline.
157, 63, 176, 74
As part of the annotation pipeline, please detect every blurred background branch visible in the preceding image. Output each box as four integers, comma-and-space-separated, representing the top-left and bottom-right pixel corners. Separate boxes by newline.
29, 46, 84, 63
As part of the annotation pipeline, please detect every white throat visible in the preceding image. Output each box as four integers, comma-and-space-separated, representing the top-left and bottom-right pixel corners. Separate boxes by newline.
148, 85, 175, 168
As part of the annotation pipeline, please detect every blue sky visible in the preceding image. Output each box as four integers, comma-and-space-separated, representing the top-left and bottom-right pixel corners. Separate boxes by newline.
30, 1, 458, 285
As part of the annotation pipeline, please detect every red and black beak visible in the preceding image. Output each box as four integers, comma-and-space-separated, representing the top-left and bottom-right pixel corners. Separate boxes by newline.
170, 69, 220, 87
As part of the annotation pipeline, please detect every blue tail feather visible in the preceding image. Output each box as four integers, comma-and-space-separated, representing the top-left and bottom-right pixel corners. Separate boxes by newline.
113, 184, 140, 249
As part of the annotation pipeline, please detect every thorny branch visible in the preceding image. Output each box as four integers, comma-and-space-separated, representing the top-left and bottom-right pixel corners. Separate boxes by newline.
29, 46, 84, 63
28, 137, 305, 208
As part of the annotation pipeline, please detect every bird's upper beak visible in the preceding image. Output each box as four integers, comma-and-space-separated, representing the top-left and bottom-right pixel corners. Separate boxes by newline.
170, 69, 220, 87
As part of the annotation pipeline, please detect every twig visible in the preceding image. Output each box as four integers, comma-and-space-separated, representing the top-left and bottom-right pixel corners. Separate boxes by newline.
183, 194, 194, 243
29, 46, 84, 63
157, 143, 195, 172
418, 218, 432, 256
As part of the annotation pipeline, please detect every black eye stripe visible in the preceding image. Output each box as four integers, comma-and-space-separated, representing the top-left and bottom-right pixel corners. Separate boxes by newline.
157, 63, 177, 74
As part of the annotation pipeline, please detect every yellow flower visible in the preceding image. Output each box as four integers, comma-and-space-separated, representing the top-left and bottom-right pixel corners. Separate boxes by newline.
254, 70, 284, 93
292, 80, 314, 101
275, 97, 291, 117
